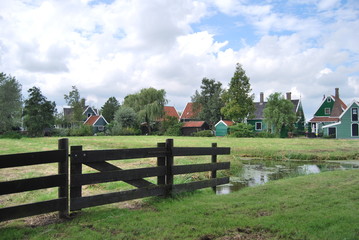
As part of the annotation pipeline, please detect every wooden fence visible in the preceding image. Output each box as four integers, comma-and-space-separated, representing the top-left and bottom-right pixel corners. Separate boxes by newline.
0, 138, 230, 222
0, 139, 69, 222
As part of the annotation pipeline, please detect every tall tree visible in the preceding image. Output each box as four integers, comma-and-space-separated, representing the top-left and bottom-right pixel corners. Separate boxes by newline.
221, 63, 255, 122
101, 97, 120, 123
123, 87, 167, 134
23, 87, 56, 137
64, 86, 86, 123
0, 73, 22, 132
263, 92, 296, 136
191, 78, 224, 128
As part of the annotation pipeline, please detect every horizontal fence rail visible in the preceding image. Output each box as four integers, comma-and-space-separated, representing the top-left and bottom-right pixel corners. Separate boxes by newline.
0, 138, 230, 222
0, 139, 69, 222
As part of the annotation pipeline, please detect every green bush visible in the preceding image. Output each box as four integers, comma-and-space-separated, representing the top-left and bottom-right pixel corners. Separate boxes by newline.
118, 127, 141, 136
0, 131, 23, 139
192, 130, 214, 137
255, 131, 276, 138
228, 123, 254, 138
69, 125, 93, 136
164, 122, 183, 136
51, 128, 70, 137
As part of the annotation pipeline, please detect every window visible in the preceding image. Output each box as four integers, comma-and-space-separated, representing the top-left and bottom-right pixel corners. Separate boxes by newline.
87, 113, 92, 118
352, 124, 358, 137
327, 97, 331, 102
255, 122, 262, 130
352, 108, 358, 121
98, 126, 104, 131
324, 108, 331, 115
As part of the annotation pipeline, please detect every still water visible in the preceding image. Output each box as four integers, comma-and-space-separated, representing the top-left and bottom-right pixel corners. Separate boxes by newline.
216, 159, 359, 195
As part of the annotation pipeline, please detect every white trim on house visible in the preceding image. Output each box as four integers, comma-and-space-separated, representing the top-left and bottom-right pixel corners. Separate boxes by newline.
255, 122, 262, 130
214, 120, 234, 127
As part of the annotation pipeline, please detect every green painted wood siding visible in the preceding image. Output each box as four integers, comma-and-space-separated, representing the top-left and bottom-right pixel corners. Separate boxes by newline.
314, 97, 334, 116
215, 122, 228, 136
336, 102, 359, 139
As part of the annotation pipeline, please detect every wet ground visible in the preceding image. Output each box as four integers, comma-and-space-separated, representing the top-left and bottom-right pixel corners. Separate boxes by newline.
216, 159, 359, 195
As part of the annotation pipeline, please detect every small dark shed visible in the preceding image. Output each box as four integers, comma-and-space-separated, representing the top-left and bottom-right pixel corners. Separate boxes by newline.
181, 121, 209, 136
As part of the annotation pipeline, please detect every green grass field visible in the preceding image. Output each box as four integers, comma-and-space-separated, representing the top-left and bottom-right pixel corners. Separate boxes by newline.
0, 136, 358, 239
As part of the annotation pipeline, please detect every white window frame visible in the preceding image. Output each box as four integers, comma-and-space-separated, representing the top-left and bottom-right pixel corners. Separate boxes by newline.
98, 126, 104, 131
352, 108, 358, 121
327, 97, 331, 102
255, 122, 262, 130
324, 108, 331, 115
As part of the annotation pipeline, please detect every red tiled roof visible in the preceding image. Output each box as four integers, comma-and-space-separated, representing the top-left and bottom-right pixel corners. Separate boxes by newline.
222, 120, 235, 126
84, 116, 100, 126
309, 116, 340, 123
182, 121, 206, 128
164, 106, 179, 119
331, 95, 347, 110
180, 102, 200, 120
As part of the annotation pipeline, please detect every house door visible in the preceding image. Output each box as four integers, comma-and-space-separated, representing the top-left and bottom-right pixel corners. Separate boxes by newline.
352, 124, 359, 137
328, 127, 336, 138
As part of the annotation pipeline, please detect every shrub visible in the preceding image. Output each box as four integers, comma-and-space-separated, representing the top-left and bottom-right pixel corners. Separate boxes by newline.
69, 125, 93, 136
192, 130, 214, 137
164, 122, 183, 136
51, 128, 70, 137
0, 131, 23, 139
228, 123, 254, 138
255, 131, 276, 138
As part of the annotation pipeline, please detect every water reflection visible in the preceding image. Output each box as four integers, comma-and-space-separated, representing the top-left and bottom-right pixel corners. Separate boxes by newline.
216, 160, 359, 195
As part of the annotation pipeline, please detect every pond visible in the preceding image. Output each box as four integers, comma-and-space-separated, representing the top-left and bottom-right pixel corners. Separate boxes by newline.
216, 159, 359, 195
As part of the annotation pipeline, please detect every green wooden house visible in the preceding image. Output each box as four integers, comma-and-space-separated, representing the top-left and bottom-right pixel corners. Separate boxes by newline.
215, 120, 235, 136
247, 92, 305, 135
322, 100, 359, 139
308, 88, 347, 137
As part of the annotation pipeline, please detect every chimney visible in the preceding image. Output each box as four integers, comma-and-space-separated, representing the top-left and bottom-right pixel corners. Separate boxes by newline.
335, 88, 339, 99
260, 92, 264, 104
286, 92, 292, 101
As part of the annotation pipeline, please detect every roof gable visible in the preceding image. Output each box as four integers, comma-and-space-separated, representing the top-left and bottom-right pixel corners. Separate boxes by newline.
84, 115, 108, 126
180, 103, 200, 120
215, 120, 235, 127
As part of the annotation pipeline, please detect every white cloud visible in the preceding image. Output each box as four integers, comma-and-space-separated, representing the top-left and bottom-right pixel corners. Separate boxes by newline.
0, 0, 358, 120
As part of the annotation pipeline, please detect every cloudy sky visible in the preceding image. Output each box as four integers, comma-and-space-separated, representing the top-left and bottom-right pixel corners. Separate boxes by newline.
0, 0, 358, 120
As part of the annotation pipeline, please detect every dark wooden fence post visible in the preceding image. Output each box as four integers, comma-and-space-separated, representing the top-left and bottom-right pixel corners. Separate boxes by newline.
70, 146, 83, 211
157, 142, 166, 186
211, 143, 217, 193
165, 139, 174, 197
58, 138, 69, 218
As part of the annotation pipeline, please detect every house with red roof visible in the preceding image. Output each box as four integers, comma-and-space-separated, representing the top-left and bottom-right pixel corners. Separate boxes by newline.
308, 88, 347, 137
181, 121, 210, 136
158, 106, 180, 121
180, 102, 200, 122
83, 115, 108, 133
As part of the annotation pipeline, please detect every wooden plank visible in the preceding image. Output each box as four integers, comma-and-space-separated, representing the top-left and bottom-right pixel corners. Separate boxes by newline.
157, 142, 166, 185
58, 138, 69, 219
71, 166, 166, 186
70, 186, 167, 211
165, 139, 174, 197
0, 174, 66, 195
85, 162, 155, 188
172, 162, 230, 175
172, 147, 230, 156
72, 148, 167, 163
70, 146, 83, 211
211, 143, 217, 192
0, 198, 66, 222
172, 177, 230, 194
0, 150, 65, 169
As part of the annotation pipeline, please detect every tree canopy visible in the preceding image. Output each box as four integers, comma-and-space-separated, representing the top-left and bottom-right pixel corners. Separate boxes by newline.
123, 87, 167, 133
221, 63, 255, 122
0, 73, 22, 132
101, 96, 120, 122
263, 92, 296, 136
64, 86, 86, 123
191, 78, 224, 128
23, 87, 56, 137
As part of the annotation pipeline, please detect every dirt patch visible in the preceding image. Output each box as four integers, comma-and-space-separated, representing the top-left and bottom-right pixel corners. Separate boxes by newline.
199, 227, 274, 240
24, 213, 68, 227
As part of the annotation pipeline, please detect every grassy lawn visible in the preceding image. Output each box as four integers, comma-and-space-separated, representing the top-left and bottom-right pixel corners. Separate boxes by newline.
1, 170, 358, 240
0, 136, 358, 239
0, 135, 358, 160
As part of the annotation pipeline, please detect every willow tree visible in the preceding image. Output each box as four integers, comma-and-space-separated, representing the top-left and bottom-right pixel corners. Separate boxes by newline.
123, 87, 167, 134
221, 63, 255, 122
263, 92, 296, 136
